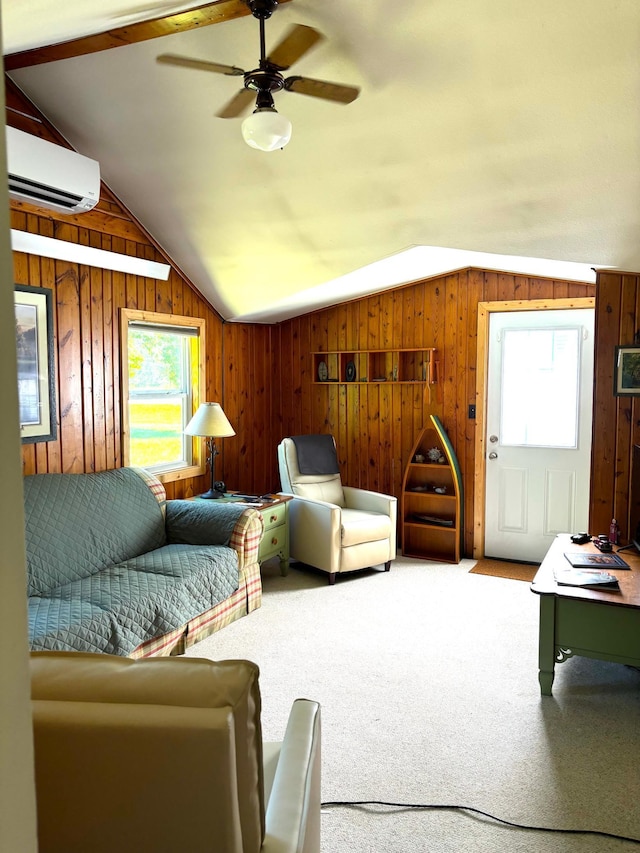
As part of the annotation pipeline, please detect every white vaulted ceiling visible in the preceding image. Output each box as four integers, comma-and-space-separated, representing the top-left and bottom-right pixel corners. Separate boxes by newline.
2, 1, 638, 322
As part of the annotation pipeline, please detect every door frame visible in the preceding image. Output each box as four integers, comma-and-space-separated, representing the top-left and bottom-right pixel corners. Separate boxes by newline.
473, 297, 595, 559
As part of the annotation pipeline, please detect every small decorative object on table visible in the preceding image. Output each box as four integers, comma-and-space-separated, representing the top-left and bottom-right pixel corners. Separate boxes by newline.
609, 518, 620, 545
594, 534, 613, 553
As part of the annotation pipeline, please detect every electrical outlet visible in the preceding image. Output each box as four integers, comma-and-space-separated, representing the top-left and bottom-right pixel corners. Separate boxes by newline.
468, 404, 476, 419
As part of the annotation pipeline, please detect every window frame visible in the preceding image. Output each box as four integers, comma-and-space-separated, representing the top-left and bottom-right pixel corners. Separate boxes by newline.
120, 308, 206, 484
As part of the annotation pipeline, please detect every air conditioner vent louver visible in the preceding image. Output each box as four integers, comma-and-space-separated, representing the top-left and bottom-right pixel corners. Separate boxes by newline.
8, 173, 83, 210
5, 127, 100, 214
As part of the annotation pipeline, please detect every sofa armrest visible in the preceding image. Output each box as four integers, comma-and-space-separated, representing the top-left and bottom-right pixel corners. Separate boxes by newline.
287, 497, 342, 574
262, 699, 321, 853
228, 507, 264, 570
165, 501, 263, 565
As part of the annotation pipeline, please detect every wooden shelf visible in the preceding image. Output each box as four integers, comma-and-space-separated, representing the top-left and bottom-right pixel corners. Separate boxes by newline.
312, 348, 437, 385
401, 414, 463, 563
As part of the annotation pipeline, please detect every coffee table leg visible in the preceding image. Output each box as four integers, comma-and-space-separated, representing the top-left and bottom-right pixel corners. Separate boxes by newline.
538, 596, 556, 696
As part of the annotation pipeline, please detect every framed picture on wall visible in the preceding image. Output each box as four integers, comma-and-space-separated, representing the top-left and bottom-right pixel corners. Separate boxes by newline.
14, 285, 57, 443
614, 345, 640, 396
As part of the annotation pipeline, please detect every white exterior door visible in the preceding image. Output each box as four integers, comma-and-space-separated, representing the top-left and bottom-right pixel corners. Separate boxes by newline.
484, 309, 594, 562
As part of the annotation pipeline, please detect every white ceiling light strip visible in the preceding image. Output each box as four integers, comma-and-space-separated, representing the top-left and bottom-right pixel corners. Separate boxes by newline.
10, 229, 170, 280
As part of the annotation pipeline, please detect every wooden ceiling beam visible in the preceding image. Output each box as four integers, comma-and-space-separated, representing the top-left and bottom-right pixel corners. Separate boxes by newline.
4, 0, 293, 71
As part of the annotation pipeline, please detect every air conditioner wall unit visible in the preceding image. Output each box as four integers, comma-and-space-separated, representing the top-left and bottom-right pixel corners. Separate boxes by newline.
6, 126, 100, 214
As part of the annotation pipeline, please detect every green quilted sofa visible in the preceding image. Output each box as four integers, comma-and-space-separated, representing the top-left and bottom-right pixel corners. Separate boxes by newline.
25, 467, 264, 657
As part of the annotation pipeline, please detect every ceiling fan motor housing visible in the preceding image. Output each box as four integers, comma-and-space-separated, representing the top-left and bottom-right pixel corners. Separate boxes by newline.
246, 0, 278, 19
245, 68, 284, 94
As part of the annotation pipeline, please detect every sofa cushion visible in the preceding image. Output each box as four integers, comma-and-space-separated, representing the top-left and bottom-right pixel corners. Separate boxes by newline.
24, 468, 167, 595
28, 596, 117, 649
31, 653, 265, 853
29, 544, 239, 656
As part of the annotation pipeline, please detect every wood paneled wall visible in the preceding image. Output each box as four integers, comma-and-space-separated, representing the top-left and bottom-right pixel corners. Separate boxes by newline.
6, 79, 279, 500
276, 271, 595, 555
221, 321, 279, 494
9, 82, 227, 497
12, 203, 278, 497
12, 79, 620, 554
591, 271, 640, 541
12, 207, 225, 499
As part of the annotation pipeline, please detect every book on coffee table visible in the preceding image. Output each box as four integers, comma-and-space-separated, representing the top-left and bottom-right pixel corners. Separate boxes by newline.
563, 551, 629, 569
554, 568, 620, 588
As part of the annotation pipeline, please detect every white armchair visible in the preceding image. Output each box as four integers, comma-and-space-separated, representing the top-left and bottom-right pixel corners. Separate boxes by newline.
277, 435, 397, 584
30, 652, 321, 853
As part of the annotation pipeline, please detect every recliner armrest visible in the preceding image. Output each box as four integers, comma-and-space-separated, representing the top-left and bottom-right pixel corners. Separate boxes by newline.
342, 486, 397, 516
262, 699, 321, 853
342, 488, 397, 561
286, 498, 342, 573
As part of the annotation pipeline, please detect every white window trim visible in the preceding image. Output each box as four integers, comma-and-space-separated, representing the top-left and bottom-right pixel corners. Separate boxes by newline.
120, 308, 206, 484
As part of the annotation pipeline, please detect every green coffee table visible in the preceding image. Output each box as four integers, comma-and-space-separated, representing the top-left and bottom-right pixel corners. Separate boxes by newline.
531, 534, 640, 695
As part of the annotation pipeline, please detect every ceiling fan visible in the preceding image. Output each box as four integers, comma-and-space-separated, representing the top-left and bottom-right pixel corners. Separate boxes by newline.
157, 0, 360, 151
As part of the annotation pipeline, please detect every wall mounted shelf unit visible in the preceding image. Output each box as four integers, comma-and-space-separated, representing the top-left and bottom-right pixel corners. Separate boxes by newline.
401, 414, 463, 563
312, 348, 437, 385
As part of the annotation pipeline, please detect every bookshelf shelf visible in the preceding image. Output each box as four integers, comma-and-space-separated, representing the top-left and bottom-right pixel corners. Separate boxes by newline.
312, 348, 437, 385
401, 414, 463, 563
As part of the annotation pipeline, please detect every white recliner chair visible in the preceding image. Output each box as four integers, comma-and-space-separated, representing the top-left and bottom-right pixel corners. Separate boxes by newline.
30, 652, 321, 853
277, 435, 397, 584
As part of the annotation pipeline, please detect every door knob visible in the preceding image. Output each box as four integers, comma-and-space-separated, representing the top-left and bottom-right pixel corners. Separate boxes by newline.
488, 451, 498, 460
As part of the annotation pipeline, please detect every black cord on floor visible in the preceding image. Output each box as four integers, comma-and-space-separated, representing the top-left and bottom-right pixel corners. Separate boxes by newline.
321, 800, 640, 845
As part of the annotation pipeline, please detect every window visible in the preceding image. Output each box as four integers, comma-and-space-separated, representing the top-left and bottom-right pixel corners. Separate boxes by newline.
500, 326, 581, 449
120, 309, 205, 481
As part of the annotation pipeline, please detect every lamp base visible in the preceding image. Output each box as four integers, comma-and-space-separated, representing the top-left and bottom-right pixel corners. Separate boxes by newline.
199, 487, 226, 500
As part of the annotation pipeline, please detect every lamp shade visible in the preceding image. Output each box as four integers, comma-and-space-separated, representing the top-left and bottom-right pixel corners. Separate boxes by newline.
184, 403, 235, 438
241, 108, 292, 151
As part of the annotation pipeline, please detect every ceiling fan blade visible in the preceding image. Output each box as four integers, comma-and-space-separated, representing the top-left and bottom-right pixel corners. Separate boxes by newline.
284, 76, 360, 104
216, 88, 256, 119
266, 24, 324, 71
157, 53, 245, 76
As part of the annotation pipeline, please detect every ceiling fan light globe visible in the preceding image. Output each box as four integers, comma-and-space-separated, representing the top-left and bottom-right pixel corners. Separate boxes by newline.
241, 108, 292, 151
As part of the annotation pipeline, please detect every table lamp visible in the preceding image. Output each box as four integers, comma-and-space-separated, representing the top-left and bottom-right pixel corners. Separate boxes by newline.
184, 402, 235, 499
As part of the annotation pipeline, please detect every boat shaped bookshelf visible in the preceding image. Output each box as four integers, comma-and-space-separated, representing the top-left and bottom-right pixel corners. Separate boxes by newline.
402, 414, 463, 563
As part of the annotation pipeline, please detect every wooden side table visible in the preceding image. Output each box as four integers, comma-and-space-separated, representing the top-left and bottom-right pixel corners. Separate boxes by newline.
256, 495, 291, 575
187, 493, 291, 575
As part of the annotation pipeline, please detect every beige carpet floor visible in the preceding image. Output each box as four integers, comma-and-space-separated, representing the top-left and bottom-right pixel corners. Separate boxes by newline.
186, 556, 640, 852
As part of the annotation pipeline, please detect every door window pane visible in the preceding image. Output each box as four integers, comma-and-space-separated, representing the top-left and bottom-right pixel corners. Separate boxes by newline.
501, 327, 580, 448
